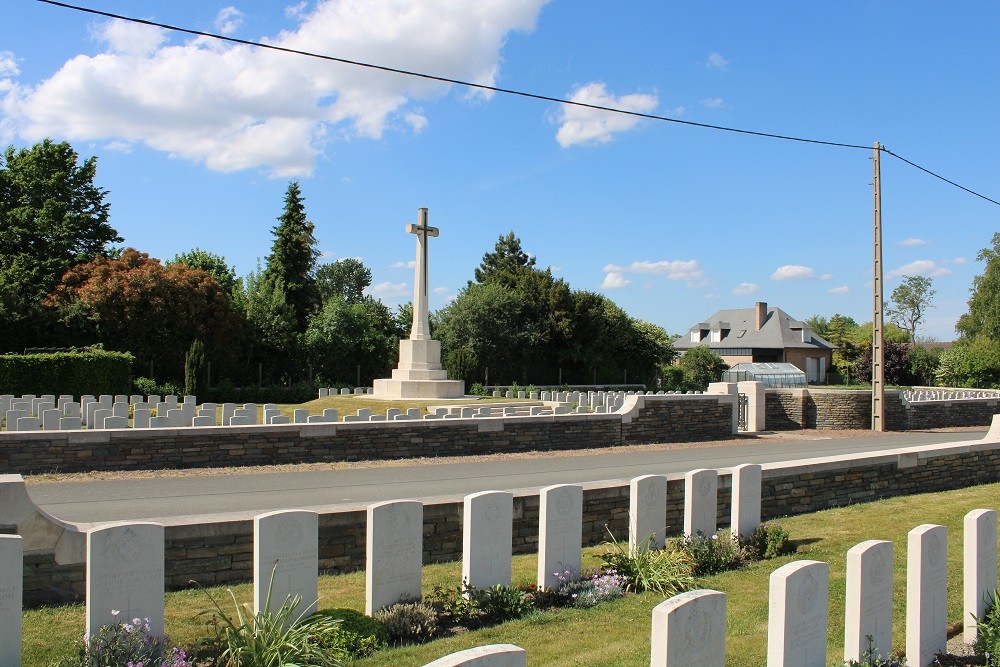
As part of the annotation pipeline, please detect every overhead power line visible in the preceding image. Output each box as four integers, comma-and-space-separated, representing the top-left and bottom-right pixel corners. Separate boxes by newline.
33, 0, 1000, 207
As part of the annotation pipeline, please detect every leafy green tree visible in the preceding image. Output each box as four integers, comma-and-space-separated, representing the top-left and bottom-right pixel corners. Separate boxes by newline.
232, 263, 301, 384
886, 276, 935, 343
305, 296, 396, 385
907, 345, 941, 386
316, 258, 371, 304
944, 336, 1000, 389
0, 139, 121, 351
678, 346, 728, 390
957, 232, 1000, 341
168, 249, 238, 294
473, 231, 535, 285
394, 302, 414, 340
852, 340, 913, 386
184, 339, 207, 396
264, 181, 319, 331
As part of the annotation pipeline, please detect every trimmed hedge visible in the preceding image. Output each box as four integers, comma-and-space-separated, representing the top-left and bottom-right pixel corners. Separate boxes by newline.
0, 349, 133, 397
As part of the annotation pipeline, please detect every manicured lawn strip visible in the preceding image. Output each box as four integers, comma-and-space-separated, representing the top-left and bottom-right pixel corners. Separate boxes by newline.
22, 483, 1000, 666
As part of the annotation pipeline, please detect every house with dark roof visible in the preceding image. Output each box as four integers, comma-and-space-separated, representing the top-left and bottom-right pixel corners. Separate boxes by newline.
674, 302, 835, 383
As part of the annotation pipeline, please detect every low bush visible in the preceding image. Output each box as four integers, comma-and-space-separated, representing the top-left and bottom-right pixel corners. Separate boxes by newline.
677, 530, 747, 576
303, 608, 388, 659
52, 614, 193, 667
556, 569, 627, 608
427, 582, 534, 629
373, 601, 439, 645
743, 522, 792, 561
477, 584, 535, 623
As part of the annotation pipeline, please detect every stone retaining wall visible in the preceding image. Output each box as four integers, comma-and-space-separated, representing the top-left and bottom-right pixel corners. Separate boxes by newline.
765, 388, 999, 430
14, 435, 999, 606
0, 395, 733, 476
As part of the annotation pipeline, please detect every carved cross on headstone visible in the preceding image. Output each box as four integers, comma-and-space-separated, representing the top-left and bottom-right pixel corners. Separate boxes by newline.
406, 208, 439, 340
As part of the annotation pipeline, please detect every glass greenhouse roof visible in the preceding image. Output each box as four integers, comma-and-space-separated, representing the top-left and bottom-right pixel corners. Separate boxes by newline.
722, 362, 807, 388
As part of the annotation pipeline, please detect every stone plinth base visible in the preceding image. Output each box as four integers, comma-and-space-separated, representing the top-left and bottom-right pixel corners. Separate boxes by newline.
371, 337, 465, 399
372, 377, 465, 399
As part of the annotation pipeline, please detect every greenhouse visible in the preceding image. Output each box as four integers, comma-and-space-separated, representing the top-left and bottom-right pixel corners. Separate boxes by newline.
721, 362, 807, 388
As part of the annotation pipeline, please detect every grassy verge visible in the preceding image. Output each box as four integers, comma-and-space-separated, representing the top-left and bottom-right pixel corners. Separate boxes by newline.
22, 482, 1000, 666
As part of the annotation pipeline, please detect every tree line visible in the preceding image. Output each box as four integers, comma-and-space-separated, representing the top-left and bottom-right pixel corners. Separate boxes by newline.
1, 140, 680, 393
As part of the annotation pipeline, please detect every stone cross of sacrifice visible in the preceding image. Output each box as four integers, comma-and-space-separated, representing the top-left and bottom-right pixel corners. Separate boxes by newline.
406, 207, 438, 341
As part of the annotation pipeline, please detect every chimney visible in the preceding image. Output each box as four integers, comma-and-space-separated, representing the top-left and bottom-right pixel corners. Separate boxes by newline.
755, 302, 767, 330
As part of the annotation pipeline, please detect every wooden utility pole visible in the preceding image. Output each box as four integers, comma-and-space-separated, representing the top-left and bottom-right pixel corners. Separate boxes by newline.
872, 142, 885, 431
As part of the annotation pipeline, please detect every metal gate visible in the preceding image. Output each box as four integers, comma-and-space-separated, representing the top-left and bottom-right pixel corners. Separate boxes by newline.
738, 393, 748, 431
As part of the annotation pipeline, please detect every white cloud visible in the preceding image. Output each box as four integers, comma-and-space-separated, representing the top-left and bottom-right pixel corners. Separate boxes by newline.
888, 259, 952, 278
701, 97, 724, 109
366, 281, 409, 299
706, 52, 729, 70
601, 272, 631, 289
103, 140, 132, 153
828, 286, 850, 294
405, 111, 428, 133
0, 51, 20, 78
2, 1, 549, 176
391, 259, 416, 269
602, 259, 703, 282
705, 292, 720, 299
819, 273, 832, 281
770, 264, 815, 281
285, 2, 308, 18
948, 257, 967, 265
732, 282, 759, 295
898, 237, 928, 247
215, 7, 245, 36
432, 286, 448, 294
555, 82, 657, 148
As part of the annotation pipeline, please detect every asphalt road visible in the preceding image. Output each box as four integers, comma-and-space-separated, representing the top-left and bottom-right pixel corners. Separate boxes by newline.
28, 429, 985, 525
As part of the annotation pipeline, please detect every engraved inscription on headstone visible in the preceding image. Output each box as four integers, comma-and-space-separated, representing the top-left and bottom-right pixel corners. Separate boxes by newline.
650, 589, 726, 666
964, 509, 998, 643
537, 484, 583, 590
845, 540, 893, 663
730, 464, 762, 541
366, 500, 423, 614
907, 524, 948, 667
767, 560, 829, 667
86, 522, 165, 638
684, 469, 718, 537
630, 475, 667, 552
462, 491, 513, 590
254, 510, 318, 623
0, 535, 23, 667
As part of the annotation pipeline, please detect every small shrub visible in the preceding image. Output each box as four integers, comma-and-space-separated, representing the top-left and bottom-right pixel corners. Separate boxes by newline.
469, 382, 489, 397
678, 530, 747, 576
600, 529, 695, 595
974, 589, 1000, 666
428, 582, 482, 628
373, 601, 439, 644
53, 614, 193, 667
743, 522, 792, 561
303, 608, 387, 659
133, 376, 158, 396
561, 569, 627, 608
477, 584, 534, 623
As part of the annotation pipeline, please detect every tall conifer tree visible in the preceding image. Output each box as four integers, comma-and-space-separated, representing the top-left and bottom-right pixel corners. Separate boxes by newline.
264, 181, 319, 332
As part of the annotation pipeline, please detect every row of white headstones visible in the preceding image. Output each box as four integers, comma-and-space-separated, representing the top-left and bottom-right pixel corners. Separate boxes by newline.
0, 466, 996, 667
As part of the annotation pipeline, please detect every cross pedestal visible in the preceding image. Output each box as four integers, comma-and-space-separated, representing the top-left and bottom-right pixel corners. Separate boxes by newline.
372, 208, 464, 399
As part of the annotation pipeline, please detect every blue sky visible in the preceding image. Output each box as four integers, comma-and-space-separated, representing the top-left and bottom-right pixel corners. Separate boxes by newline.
2, 1, 998, 340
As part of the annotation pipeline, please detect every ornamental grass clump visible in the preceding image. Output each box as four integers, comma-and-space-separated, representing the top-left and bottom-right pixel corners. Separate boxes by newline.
196, 573, 343, 667
52, 613, 193, 667
974, 589, 1000, 666
677, 530, 748, 576
599, 529, 695, 595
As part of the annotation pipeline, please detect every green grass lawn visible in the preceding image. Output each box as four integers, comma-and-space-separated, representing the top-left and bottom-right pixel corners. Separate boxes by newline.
21, 482, 1000, 666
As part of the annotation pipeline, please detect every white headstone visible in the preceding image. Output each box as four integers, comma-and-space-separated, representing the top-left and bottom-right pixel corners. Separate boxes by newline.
133, 408, 151, 428
254, 510, 318, 622
844, 539, 893, 662
630, 474, 667, 552
906, 524, 948, 667
731, 464, 762, 541
964, 509, 998, 643
86, 522, 165, 638
293, 409, 309, 424
650, 589, 726, 666
537, 484, 583, 590
462, 491, 513, 589
421, 644, 526, 667
684, 468, 718, 538
366, 500, 423, 614
0, 535, 23, 667
767, 560, 828, 667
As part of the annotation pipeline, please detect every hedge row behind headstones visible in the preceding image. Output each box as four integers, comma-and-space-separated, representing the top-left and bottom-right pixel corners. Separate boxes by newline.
0, 349, 133, 397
